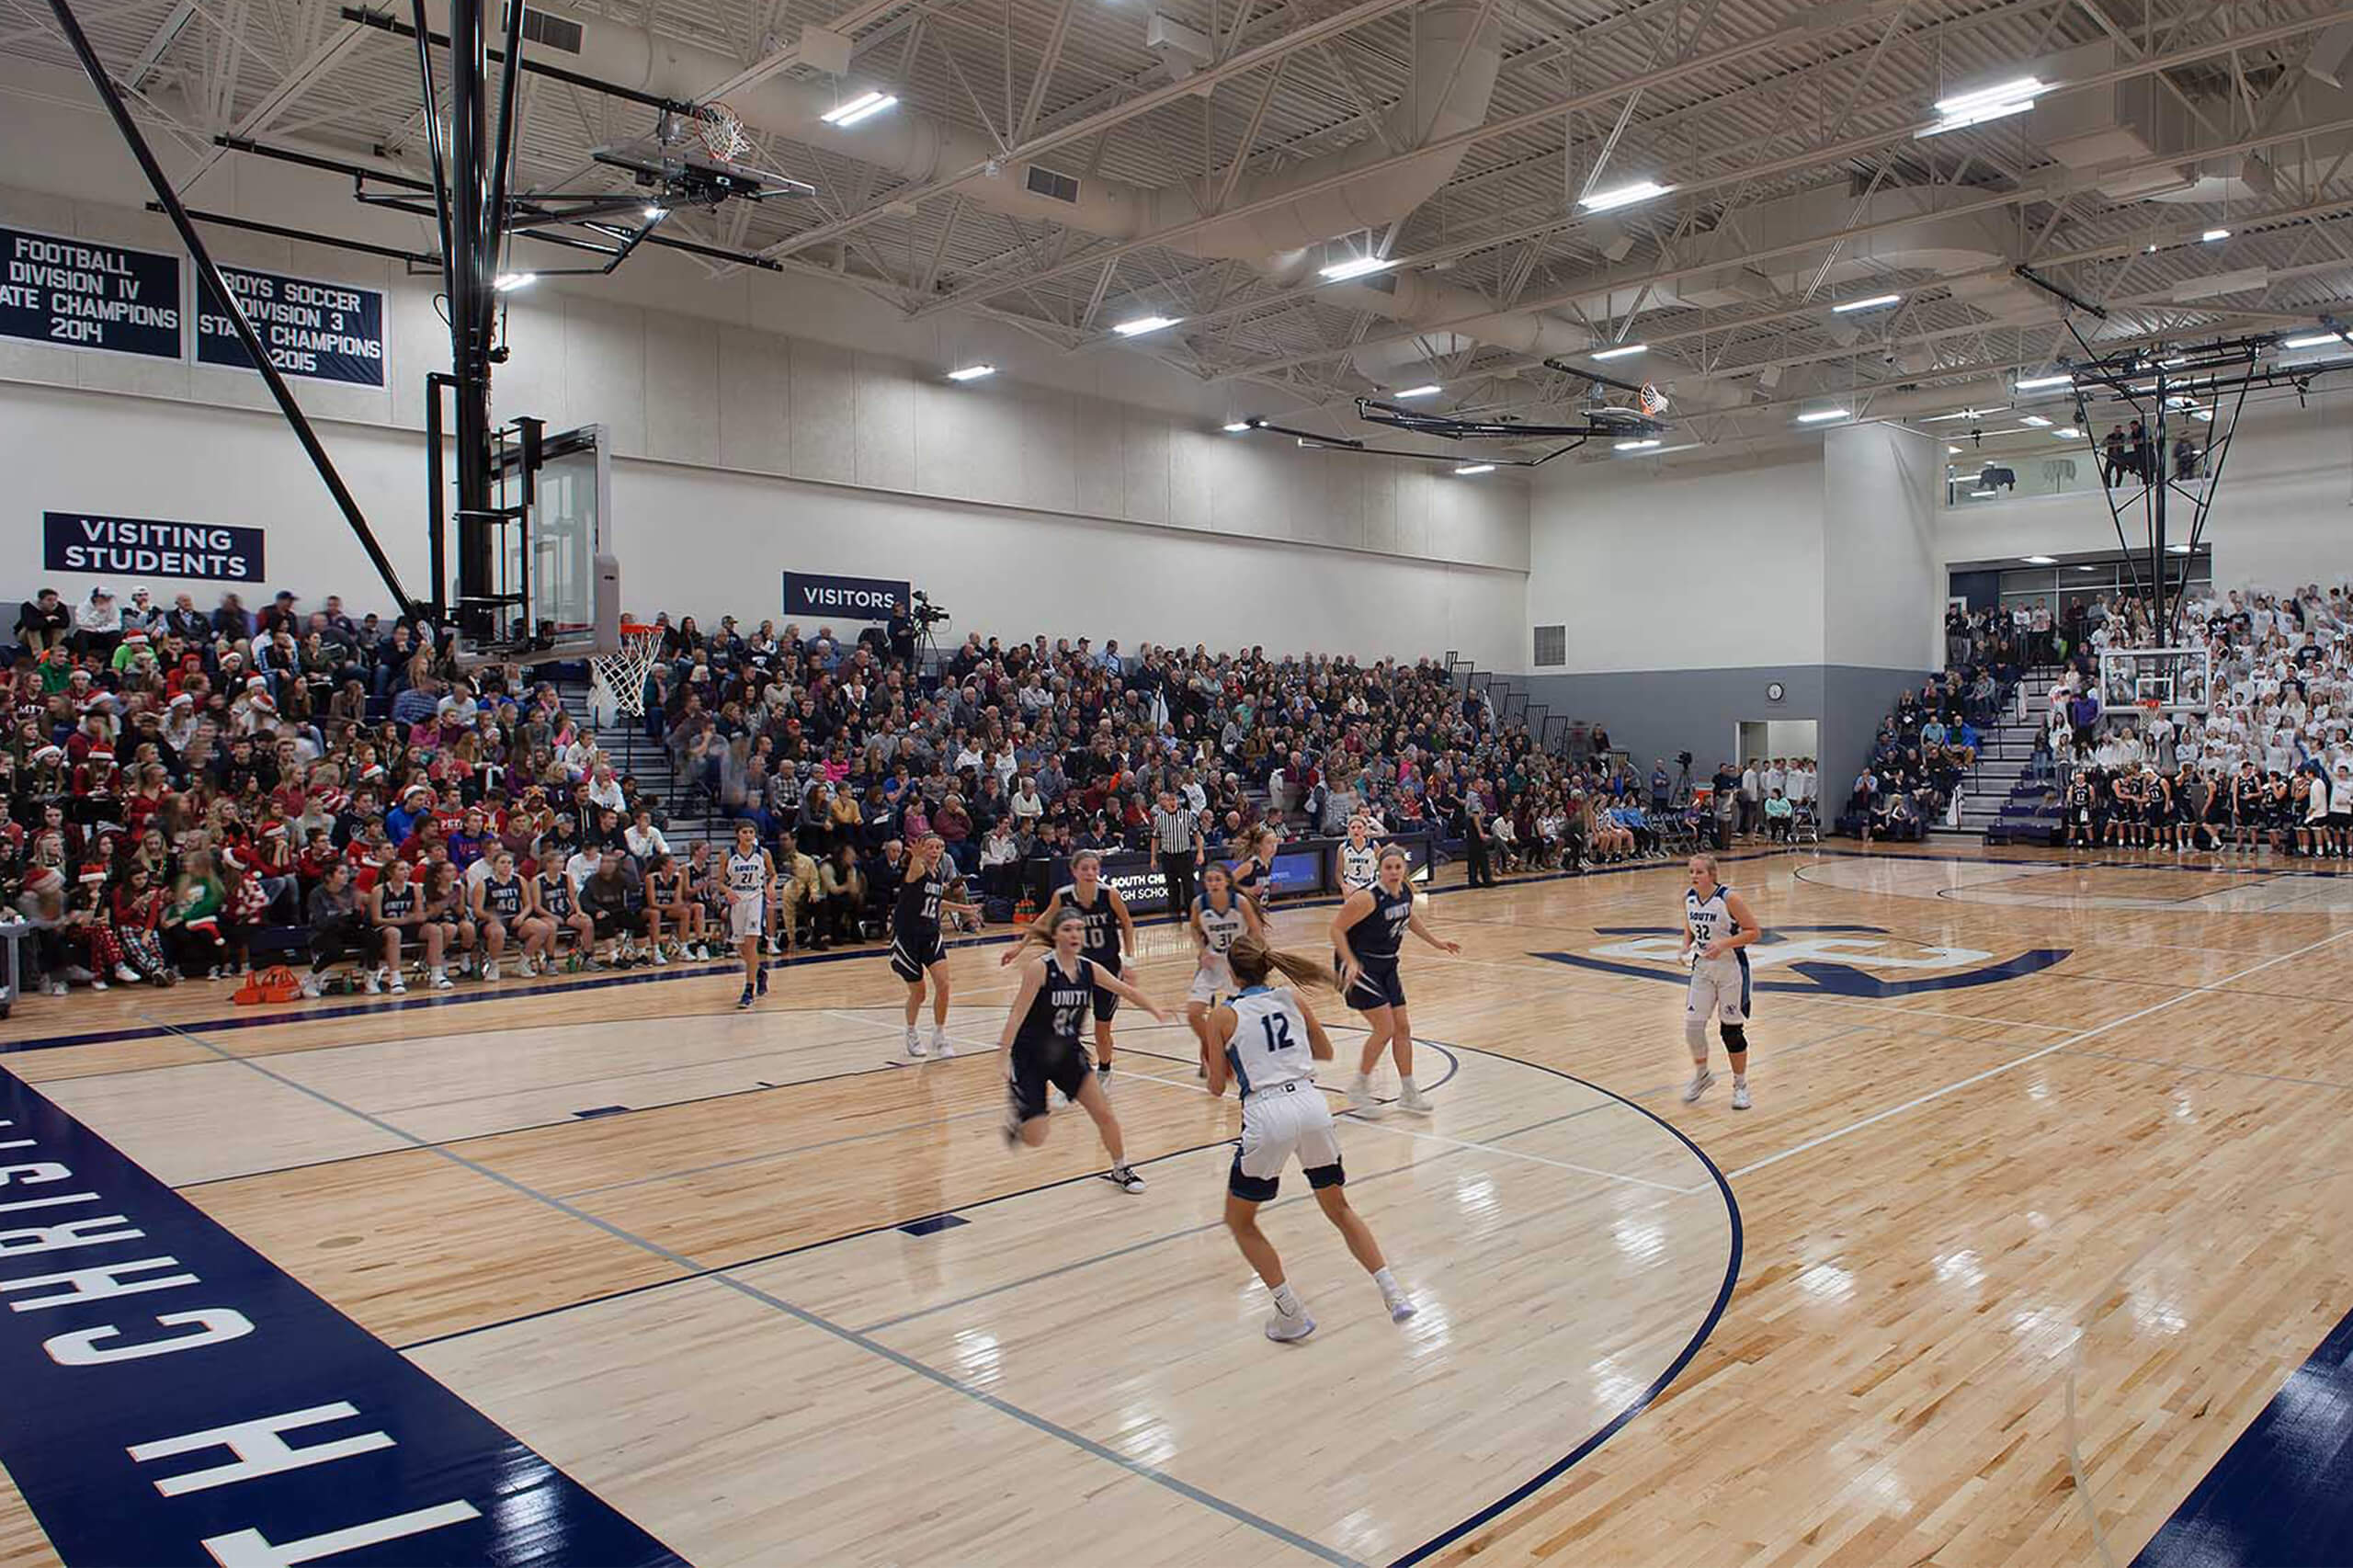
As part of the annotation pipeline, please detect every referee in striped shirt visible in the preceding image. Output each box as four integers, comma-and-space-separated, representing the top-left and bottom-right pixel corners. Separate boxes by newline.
1151, 790, 1205, 915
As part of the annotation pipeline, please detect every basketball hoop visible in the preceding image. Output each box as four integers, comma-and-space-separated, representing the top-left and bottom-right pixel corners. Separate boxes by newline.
1639, 381, 1668, 417
697, 103, 752, 164
589, 620, 665, 726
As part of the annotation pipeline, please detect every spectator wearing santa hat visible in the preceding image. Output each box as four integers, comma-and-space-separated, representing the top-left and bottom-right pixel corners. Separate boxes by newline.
233, 675, 280, 736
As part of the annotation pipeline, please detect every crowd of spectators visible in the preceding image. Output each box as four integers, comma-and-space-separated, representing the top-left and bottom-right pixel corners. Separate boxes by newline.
1847, 604, 2034, 839
630, 617, 1702, 890
2033, 581, 2353, 852
1, 579, 1703, 1008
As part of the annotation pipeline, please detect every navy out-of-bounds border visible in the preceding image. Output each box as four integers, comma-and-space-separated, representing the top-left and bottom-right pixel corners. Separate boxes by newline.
0, 1067, 683, 1568
2131, 1302, 2353, 1568
1386, 1044, 1744, 1568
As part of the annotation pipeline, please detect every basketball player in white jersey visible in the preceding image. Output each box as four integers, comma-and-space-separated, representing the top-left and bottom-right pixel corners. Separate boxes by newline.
1185, 861, 1263, 1075
1679, 853, 1760, 1108
1337, 815, 1380, 894
725, 821, 777, 1011
1207, 934, 1415, 1341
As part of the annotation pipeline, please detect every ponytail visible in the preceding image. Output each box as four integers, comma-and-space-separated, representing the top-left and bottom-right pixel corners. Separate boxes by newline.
1227, 932, 1338, 992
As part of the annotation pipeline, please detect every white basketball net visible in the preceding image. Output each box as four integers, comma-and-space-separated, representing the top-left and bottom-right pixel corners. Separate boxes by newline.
589, 626, 665, 722
698, 104, 751, 164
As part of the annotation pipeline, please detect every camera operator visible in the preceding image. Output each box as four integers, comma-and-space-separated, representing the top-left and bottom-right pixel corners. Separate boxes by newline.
887, 597, 916, 665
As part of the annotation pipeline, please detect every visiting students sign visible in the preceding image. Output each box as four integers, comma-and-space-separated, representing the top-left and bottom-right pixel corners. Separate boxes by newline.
44, 512, 266, 583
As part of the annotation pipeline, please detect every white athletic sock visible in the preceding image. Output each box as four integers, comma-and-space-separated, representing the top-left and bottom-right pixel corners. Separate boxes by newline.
1372, 1267, 1399, 1296
1271, 1282, 1302, 1314
1733, 1072, 1748, 1086
1398, 1075, 1417, 1094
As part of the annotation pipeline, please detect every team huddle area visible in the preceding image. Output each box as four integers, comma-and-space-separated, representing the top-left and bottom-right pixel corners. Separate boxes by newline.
14, 0, 2353, 1564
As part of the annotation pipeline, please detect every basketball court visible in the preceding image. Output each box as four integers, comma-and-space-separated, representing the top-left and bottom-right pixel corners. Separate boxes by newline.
5, 843, 2347, 1566
6, 0, 2353, 1560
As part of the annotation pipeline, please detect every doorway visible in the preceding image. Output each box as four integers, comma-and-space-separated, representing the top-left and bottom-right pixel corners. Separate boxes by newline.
1736, 719, 1817, 766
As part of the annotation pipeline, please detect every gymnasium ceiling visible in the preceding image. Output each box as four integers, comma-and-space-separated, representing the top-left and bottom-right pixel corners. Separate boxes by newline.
8, 0, 2353, 457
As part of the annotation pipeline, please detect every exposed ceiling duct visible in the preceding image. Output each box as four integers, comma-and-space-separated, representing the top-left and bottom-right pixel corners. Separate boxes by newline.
440, 0, 1502, 267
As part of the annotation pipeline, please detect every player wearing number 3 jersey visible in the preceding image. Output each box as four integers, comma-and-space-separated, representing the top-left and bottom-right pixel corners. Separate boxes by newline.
1208, 934, 1415, 1343
995, 907, 1167, 1192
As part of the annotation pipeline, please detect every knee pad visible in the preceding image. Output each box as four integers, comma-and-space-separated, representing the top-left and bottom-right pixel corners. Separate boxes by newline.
1685, 1016, 1709, 1054
1721, 1024, 1748, 1054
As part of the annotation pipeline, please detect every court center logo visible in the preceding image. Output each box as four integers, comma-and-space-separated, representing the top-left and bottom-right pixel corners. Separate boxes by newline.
1532, 925, 2071, 997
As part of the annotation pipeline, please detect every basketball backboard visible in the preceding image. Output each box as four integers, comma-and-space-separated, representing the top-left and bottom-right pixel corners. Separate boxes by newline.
470, 420, 620, 664
2099, 646, 2211, 712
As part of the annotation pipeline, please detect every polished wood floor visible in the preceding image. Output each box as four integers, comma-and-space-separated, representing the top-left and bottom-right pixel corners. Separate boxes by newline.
5, 840, 2349, 1568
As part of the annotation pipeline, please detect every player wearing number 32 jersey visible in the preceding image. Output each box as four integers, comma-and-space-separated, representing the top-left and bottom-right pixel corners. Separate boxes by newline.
1207, 934, 1415, 1343
1679, 853, 1760, 1109
995, 907, 1167, 1193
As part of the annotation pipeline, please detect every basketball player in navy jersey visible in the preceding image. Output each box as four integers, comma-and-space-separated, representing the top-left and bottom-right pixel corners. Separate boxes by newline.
469, 847, 546, 981
1230, 825, 1280, 915
725, 820, 777, 1010
995, 907, 1166, 1191
1208, 933, 1414, 1341
1002, 849, 1137, 1083
1679, 853, 1760, 1108
1333, 844, 1459, 1117
897, 834, 983, 1058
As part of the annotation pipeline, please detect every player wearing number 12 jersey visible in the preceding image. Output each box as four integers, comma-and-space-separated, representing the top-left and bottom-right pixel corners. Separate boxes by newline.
1207, 934, 1415, 1342
995, 907, 1167, 1192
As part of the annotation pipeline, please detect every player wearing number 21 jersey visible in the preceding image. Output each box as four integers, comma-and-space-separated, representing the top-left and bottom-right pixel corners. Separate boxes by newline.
996, 907, 1166, 1192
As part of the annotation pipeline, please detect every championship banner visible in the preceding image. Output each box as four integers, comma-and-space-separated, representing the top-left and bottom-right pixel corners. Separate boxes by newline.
781, 572, 909, 621
196, 266, 386, 386
0, 226, 181, 359
44, 511, 265, 583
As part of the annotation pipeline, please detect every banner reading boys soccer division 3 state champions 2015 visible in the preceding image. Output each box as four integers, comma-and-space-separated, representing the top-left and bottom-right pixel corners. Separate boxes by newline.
196, 265, 386, 386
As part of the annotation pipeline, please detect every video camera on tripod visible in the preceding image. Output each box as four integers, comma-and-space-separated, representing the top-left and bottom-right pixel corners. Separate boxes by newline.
908, 589, 949, 628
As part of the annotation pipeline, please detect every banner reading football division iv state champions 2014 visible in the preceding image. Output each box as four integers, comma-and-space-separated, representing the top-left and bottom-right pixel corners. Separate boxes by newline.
0, 226, 181, 358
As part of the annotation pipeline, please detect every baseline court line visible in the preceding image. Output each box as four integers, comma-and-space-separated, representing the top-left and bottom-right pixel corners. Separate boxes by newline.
143, 1016, 1368, 1568
1724, 928, 2353, 1182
